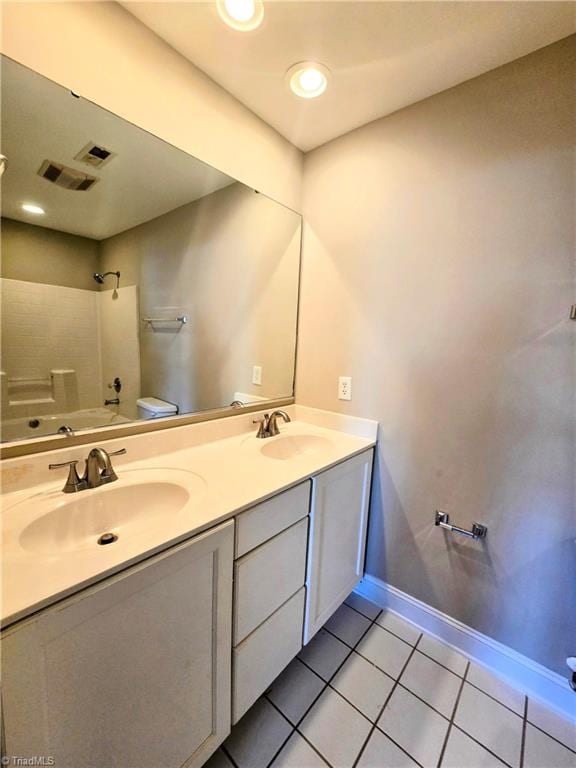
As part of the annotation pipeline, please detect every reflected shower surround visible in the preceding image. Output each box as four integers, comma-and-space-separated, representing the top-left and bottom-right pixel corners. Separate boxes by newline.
0, 56, 301, 443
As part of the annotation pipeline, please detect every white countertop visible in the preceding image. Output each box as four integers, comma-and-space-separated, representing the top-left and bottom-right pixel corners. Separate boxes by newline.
1, 407, 377, 628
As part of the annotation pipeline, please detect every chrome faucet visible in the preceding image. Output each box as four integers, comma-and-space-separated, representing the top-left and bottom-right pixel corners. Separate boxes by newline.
85, 447, 124, 487
49, 447, 127, 493
253, 410, 291, 438
268, 410, 291, 436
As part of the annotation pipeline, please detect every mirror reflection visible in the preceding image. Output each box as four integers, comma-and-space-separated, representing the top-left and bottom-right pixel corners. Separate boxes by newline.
0, 57, 301, 443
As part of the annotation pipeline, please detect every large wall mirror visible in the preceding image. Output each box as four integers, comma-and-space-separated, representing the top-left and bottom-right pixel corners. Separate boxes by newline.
0, 57, 301, 445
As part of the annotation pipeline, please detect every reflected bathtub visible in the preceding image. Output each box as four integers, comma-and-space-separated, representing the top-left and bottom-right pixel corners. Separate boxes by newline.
1, 407, 131, 442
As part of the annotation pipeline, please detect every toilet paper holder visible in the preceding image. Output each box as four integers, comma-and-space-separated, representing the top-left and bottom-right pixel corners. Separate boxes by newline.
435, 511, 487, 540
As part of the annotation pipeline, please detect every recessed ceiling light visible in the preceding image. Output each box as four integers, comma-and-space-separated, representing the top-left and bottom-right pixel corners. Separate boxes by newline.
21, 203, 45, 215
286, 62, 330, 99
217, 0, 263, 31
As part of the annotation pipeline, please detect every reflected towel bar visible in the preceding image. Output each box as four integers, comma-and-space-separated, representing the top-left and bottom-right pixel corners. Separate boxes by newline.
143, 316, 188, 325
435, 510, 487, 540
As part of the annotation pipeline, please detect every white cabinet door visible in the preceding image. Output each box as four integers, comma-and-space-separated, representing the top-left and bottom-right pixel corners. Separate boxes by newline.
304, 450, 373, 644
1, 520, 234, 768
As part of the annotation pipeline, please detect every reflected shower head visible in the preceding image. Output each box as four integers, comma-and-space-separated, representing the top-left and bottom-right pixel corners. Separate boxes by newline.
93, 271, 120, 289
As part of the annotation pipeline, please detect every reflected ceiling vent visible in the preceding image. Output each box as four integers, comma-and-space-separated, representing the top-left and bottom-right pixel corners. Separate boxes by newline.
74, 141, 115, 169
37, 160, 98, 191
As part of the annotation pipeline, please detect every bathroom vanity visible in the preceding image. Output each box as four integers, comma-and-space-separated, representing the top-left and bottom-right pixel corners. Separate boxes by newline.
0, 407, 376, 768
0, 54, 376, 767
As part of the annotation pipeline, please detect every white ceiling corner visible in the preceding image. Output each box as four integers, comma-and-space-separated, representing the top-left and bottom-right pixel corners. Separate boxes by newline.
122, 1, 576, 152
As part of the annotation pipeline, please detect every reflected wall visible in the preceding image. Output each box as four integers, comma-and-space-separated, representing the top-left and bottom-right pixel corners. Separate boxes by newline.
0, 56, 301, 443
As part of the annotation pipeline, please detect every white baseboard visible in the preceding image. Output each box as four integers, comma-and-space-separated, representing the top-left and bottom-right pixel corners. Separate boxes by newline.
356, 574, 576, 721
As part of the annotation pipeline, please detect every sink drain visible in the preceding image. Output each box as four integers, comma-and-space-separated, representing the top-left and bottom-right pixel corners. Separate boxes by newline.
97, 532, 118, 546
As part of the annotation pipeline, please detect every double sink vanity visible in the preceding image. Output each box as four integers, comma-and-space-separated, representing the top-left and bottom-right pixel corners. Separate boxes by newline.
1, 405, 377, 768
0, 54, 377, 768
0, 51, 378, 768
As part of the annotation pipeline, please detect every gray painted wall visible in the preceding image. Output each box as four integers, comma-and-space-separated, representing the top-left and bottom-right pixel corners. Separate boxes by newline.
297, 37, 575, 675
99, 183, 301, 412
1, 218, 99, 290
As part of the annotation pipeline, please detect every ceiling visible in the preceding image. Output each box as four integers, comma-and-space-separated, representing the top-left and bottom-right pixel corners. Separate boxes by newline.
1, 56, 234, 240
124, 1, 576, 152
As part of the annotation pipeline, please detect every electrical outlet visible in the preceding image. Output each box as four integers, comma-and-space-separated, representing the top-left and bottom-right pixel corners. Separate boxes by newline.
338, 376, 352, 401
252, 365, 262, 386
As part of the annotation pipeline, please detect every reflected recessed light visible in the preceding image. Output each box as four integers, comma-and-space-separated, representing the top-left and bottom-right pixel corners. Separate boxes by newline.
22, 203, 45, 215
286, 62, 330, 99
217, 0, 263, 31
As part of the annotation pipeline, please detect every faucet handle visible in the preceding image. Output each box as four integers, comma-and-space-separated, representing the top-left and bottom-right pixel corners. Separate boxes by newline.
101, 447, 127, 482
48, 459, 87, 493
253, 414, 270, 439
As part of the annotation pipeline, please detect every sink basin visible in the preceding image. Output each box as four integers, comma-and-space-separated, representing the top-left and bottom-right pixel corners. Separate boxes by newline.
260, 434, 333, 461
16, 468, 205, 555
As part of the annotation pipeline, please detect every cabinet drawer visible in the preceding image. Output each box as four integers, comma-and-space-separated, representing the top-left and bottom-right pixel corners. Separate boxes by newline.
235, 481, 310, 557
234, 518, 308, 645
233, 587, 305, 724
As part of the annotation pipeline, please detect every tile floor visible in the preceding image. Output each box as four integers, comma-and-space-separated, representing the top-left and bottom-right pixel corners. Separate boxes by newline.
208, 593, 576, 768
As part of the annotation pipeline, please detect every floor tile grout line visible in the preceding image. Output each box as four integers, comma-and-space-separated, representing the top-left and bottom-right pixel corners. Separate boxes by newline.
361, 619, 417, 651
337, 642, 411, 691
224, 600, 575, 768
324, 677, 383, 726
296, 643, 402, 717
519, 695, 528, 768
265, 696, 332, 768
374, 621, 423, 646
234, 695, 296, 768
352, 642, 424, 682
339, 645, 459, 725
412, 647, 468, 679
330, 652, 397, 688
352, 633, 425, 768
292, 610, 384, 765
264, 688, 324, 768
322, 621, 420, 664
414, 645, 542, 722
393, 681, 451, 722
221, 743, 240, 768
405, 647, 531, 723
298, 654, 338, 685
525, 720, 576, 756
290, 731, 332, 767
227, 602, 568, 768
411, 647, 465, 680
269, 622, 538, 767
464, 679, 526, 719
264, 609, 383, 768
450, 723, 515, 768
436, 659, 470, 767
398, 630, 527, 728
343, 598, 381, 622
321, 624, 372, 653
295, 653, 336, 685
371, 730, 426, 768
270, 651, 544, 766
302, 651, 456, 732
345, 597, 424, 643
